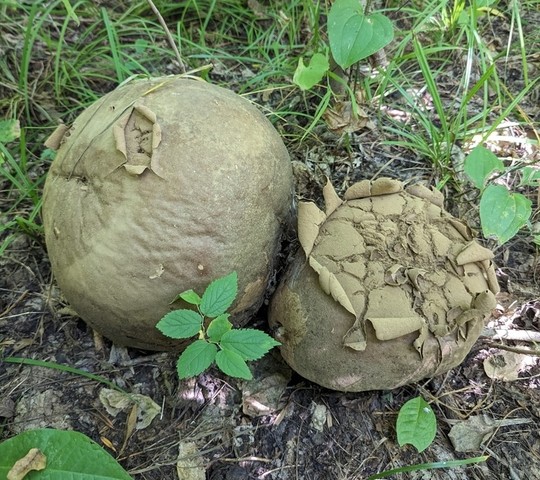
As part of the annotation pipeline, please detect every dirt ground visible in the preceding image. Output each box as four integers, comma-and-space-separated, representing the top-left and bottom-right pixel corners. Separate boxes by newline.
2, 5, 540, 480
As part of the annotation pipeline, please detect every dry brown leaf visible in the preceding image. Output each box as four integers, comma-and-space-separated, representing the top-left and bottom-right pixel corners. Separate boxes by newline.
100, 436, 117, 452
323, 101, 372, 134
483, 351, 536, 381
449, 415, 532, 452
0, 397, 15, 418
7, 448, 47, 480
99, 388, 160, 430
119, 403, 138, 455
176, 441, 205, 480
241, 355, 290, 417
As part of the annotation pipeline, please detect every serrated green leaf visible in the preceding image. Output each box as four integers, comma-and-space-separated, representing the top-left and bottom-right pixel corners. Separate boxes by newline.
0, 119, 21, 143
520, 166, 540, 187
480, 184, 532, 244
177, 340, 217, 379
464, 145, 504, 188
200, 271, 238, 318
156, 309, 203, 339
220, 329, 281, 361
396, 396, 437, 453
178, 289, 202, 305
215, 349, 252, 380
0, 429, 132, 479
293, 53, 329, 91
328, 0, 394, 69
207, 314, 233, 342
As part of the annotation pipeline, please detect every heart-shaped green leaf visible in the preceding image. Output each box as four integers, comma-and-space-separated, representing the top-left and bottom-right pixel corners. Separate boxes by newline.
480, 184, 531, 244
464, 145, 504, 188
293, 53, 330, 91
328, 0, 394, 69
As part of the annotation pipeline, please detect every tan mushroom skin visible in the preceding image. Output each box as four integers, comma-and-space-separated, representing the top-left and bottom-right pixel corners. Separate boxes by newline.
43, 77, 293, 350
269, 178, 499, 392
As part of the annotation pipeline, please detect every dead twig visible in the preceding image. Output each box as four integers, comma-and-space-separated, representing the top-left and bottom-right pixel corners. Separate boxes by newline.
145, 0, 187, 73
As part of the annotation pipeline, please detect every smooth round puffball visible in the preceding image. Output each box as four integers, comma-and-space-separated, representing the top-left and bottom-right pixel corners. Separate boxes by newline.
43, 77, 293, 350
269, 178, 499, 392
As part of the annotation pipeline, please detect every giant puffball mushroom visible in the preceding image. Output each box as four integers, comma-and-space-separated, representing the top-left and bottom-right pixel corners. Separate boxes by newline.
269, 178, 499, 392
42, 77, 294, 351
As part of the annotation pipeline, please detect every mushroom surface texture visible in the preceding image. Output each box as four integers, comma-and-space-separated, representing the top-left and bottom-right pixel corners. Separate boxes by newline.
269, 178, 499, 392
42, 77, 293, 350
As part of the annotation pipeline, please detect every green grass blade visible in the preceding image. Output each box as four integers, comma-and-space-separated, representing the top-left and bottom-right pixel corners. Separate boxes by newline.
368, 455, 489, 479
101, 7, 124, 83
3, 357, 128, 394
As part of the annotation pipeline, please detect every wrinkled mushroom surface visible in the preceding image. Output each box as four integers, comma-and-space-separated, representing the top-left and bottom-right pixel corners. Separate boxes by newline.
269, 178, 499, 392
43, 77, 293, 350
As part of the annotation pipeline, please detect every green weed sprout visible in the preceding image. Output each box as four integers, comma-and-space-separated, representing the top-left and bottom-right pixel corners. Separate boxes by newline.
293, 0, 393, 91
157, 272, 280, 381
367, 396, 487, 479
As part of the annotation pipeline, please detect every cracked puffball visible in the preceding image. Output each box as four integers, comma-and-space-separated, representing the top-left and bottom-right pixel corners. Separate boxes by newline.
42, 77, 293, 350
269, 178, 499, 392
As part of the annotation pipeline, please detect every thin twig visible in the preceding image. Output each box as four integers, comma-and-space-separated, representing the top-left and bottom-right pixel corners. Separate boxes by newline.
485, 342, 540, 356
481, 328, 540, 343
146, 0, 187, 73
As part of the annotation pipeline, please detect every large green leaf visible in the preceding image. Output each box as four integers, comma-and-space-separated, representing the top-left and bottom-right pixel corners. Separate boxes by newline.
0, 429, 132, 479
177, 340, 217, 379
328, 0, 393, 69
396, 396, 437, 453
464, 145, 504, 188
215, 349, 252, 380
480, 184, 532, 244
200, 272, 238, 318
156, 309, 202, 339
219, 329, 281, 361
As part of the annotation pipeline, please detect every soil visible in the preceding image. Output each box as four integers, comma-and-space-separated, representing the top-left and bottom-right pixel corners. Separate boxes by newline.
1, 4, 540, 480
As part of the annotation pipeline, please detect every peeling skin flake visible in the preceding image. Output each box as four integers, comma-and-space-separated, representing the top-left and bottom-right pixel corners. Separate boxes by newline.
323, 178, 343, 216
309, 256, 355, 315
113, 103, 163, 177
269, 178, 500, 392
298, 202, 327, 257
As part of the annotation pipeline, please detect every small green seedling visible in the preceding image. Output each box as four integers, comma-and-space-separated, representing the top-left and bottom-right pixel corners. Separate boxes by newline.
367, 396, 487, 479
396, 396, 437, 453
157, 272, 280, 381
293, 0, 394, 91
